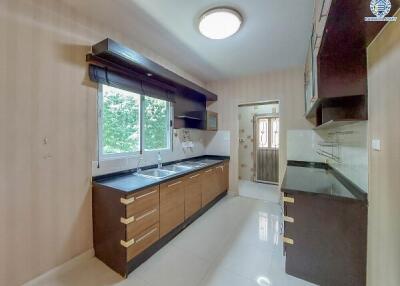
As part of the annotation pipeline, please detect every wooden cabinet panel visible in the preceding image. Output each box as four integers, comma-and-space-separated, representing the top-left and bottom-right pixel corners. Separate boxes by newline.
201, 167, 217, 207
126, 207, 159, 240
160, 178, 185, 237
126, 223, 160, 261
223, 162, 229, 191
283, 191, 367, 286
215, 164, 225, 195
125, 186, 159, 218
184, 172, 203, 219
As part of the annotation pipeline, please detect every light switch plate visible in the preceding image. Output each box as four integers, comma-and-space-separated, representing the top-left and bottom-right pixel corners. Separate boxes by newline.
372, 139, 381, 151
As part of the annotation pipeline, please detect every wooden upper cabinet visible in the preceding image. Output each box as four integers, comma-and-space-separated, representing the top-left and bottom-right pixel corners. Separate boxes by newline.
160, 178, 185, 237
184, 171, 203, 219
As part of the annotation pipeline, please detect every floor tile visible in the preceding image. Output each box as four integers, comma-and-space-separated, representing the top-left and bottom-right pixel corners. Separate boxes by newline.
131, 244, 210, 286
24, 194, 317, 286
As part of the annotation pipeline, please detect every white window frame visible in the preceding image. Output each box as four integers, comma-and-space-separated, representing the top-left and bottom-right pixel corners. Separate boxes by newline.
97, 84, 173, 160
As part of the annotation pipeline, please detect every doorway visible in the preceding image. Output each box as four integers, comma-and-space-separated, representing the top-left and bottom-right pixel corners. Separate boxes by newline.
238, 101, 280, 201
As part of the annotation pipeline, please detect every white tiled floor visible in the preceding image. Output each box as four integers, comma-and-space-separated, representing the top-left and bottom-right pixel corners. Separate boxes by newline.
25, 196, 316, 286
239, 180, 280, 203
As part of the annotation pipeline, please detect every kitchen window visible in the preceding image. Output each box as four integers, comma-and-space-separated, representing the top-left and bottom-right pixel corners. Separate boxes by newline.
98, 84, 172, 159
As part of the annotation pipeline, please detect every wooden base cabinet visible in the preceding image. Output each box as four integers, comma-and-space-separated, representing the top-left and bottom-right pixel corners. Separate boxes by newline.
92, 185, 160, 276
282, 192, 367, 286
92, 159, 230, 277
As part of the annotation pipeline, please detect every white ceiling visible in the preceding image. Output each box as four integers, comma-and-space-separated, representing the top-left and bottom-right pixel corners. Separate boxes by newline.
63, 0, 314, 82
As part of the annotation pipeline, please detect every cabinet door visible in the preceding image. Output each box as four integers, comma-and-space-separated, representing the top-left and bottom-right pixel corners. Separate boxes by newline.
185, 172, 202, 219
215, 164, 225, 195
223, 162, 229, 191
201, 167, 217, 207
160, 178, 185, 237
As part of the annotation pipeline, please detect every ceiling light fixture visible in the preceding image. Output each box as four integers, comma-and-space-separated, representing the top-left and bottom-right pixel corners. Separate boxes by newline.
199, 7, 242, 40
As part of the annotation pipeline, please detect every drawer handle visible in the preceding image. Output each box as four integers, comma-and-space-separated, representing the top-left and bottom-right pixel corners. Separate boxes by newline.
283, 196, 295, 204
205, 169, 212, 173
284, 216, 294, 223
136, 227, 158, 243
120, 197, 135, 205
283, 236, 294, 245
190, 174, 200, 179
136, 189, 157, 200
120, 216, 135, 225
120, 238, 135, 248
168, 181, 182, 188
136, 209, 157, 221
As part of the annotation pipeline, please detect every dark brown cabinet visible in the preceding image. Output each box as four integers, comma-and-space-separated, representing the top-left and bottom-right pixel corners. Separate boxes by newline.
282, 191, 367, 286
92, 159, 229, 277
306, 0, 399, 127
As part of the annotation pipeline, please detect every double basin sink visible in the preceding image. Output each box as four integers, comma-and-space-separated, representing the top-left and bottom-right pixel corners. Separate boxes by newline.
136, 159, 220, 179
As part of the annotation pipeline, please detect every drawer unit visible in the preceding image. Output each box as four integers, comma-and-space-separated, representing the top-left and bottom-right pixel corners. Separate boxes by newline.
125, 207, 159, 239
123, 186, 159, 218
125, 223, 160, 261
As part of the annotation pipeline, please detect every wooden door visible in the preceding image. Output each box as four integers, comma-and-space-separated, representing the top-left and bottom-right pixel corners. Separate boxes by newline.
184, 171, 203, 219
160, 178, 185, 237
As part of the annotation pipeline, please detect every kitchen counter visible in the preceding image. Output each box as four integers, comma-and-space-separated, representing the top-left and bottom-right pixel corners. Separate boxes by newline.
93, 155, 229, 194
281, 161, 367, 202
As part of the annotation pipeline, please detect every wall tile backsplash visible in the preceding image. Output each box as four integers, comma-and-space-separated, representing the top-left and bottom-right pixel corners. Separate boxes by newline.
287, 121, 368, 192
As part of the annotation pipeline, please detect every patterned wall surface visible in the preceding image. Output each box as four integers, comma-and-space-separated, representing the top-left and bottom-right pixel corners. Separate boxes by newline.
0, 1, 205, 285
238, 104, 279, 181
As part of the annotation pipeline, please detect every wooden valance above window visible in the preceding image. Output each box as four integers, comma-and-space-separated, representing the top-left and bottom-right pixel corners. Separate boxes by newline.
86, 38, 218, 103
88, 64, 175, 102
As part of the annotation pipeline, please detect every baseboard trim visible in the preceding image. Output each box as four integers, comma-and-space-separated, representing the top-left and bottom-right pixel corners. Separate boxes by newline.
23, 249, 94, 285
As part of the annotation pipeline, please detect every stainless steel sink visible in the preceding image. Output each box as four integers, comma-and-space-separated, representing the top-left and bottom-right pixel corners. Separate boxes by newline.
162, 164, 192, 172
137, 169, 176, 179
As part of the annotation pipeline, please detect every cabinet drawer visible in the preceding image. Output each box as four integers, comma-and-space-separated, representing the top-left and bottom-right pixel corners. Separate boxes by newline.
125, 207, 160, 240
123, 186, 159, 218
125, 223, 160, 262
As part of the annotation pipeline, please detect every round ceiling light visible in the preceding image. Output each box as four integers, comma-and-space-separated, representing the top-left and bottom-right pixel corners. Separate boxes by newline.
199, 7, 242, 40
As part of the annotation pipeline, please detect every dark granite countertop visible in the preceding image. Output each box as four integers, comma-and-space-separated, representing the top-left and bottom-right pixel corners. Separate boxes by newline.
93, 155, 229, 194
281, 161, 367, 203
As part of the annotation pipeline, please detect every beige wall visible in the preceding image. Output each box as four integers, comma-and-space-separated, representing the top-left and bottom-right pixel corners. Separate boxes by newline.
367, 10, 400, 286
0, 1, 203, 285
207, 68, 313, 193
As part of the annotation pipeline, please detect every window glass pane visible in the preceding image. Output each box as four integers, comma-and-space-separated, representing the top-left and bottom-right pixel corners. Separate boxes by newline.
271, 118, 279, 148
102, 85, 140, 155
144, 96, 170, 150
258, 118, 269, 148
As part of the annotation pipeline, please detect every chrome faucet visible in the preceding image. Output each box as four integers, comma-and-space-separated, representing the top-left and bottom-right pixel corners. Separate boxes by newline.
136, 157, 143, 174
157, 152, 162, 169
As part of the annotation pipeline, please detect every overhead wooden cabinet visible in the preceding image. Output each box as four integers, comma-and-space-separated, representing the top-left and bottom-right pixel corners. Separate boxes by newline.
160, 178, 185, 237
